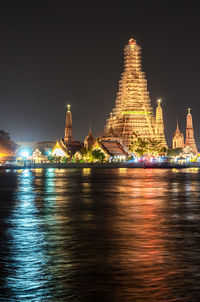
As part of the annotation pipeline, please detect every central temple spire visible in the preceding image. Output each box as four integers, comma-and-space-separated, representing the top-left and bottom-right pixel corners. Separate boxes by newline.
104, 38, 165, 148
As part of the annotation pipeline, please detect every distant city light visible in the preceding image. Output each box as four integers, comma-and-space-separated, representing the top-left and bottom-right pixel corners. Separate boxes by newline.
21, 151, 30, 158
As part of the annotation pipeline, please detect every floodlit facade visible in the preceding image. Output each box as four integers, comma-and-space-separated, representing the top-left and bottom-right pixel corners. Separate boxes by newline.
172, 121, 184, 149
184, 108, 198, 155
104, 38, 167, 148
64, 105, 73, 143
84, 127, 96, 150
155, 99, 167, 147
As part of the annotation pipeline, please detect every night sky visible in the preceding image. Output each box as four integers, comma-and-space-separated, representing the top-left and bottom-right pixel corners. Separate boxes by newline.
1, 1, 200, 147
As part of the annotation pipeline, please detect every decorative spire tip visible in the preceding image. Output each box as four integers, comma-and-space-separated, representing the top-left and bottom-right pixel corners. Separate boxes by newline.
157, 98, 162, 105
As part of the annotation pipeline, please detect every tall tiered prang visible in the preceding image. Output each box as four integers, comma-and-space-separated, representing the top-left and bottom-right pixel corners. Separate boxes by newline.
104, 38, 166, 148
155, 99, 167, 147
185, 108, 197, 154
64, 104, 73, 143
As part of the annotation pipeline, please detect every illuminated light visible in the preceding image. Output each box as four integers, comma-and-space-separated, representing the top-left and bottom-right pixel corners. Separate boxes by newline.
122, 111, 151, 115
105, 39, 167, 149
119, 168, 127, 174
82, 168, 91, 176
52, 148, 67, 157
0, 153, 7, 157
21, 151, 30, 158
129, 38, 136, 46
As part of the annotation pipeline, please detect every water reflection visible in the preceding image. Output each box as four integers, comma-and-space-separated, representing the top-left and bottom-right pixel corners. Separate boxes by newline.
5, 169, 50, 301
1, 168, 200, 301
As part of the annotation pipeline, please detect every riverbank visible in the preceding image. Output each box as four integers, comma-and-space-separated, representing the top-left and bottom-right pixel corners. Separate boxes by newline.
1, 161, 197, 169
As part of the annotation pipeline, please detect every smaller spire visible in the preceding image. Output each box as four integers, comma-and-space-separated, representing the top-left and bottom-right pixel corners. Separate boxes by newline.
176, 119, 180, 133
67, 104, 71, 112
188, 107, 191, 114
89, 125, 92, 137
157, 98, 161, 106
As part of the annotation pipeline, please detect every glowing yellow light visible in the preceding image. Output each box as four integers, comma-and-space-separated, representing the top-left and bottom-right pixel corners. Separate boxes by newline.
0, 153, 7, 157
52, 148, 66, 157
157, 98, 162, 105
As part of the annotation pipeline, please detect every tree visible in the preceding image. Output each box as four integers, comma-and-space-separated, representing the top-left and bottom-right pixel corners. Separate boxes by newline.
166, 148, 183, 157
148, 139, 165, 157
92, 149, 105, 162
80, 147, 105, 163
129, 132, 165, 157
0, 130, 17, 156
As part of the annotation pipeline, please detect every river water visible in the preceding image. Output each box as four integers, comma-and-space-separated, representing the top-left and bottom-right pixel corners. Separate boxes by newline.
0, 168, 200, 301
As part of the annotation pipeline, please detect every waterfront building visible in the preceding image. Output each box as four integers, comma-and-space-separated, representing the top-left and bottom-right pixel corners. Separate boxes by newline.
172, 120, 184, 149
52, 140, 71, 158
84, 127, 96, 150
184, 108, 198, 155
17, 141, 55, 157
104, 38, 167, 148
92, 139, 129, 161
30, 149, 49, 163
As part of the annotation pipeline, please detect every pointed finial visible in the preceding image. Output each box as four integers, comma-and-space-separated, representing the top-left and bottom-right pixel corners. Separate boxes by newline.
157, 98, 161, 106
188, 108, 191, 114
67, 104, 71, 112
89, 124, 92, 136
129, 38, 136, 46
176, 119, 180, 132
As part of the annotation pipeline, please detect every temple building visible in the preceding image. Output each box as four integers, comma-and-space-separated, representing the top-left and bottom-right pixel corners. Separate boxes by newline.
84, 127, 96, 150
92, 139, 129, 162
52, 140, 71, 158
184, 108, 198, 155
104, 38, 167, 148
51, 105, 83, 159
172, 120, 184, 149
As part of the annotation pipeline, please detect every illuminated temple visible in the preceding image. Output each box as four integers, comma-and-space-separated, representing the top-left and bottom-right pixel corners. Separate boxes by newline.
104, 38, 167, 148
185, 108, 198, 155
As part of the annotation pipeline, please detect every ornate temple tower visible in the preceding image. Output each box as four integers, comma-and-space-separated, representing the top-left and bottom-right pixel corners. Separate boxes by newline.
84, 127, 96, 149
104, 38, 155, 148
184, 108, 197, 154
64, 105, 73, 143
172, 120, 184, 149
155, 99, 167, 147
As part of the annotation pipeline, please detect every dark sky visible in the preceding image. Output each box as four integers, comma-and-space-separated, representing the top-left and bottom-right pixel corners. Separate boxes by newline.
0, 0, 200, 147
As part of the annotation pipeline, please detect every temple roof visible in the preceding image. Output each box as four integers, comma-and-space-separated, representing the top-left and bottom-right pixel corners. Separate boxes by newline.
97, 140, 129, 157
63, 140, 83, 155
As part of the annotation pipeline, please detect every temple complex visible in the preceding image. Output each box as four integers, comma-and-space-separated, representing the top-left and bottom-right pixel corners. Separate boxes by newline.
172, 120, 184, 149
104, 38, 167, 148
184, 108, 198, 155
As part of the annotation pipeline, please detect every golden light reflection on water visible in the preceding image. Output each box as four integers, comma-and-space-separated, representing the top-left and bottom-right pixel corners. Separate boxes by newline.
82, 168, 91, 176
3, 168, 200, 301
110, 169, 176, 299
